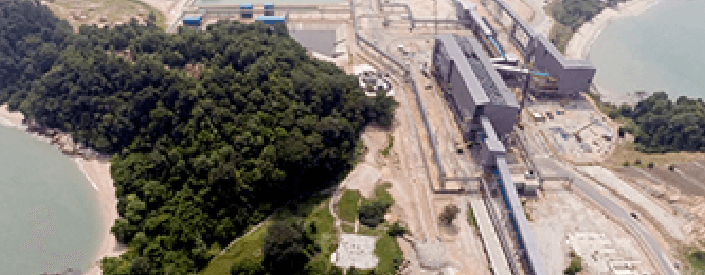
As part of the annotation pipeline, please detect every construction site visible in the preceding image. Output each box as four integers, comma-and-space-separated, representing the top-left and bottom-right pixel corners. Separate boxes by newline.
168, 0, 699, 275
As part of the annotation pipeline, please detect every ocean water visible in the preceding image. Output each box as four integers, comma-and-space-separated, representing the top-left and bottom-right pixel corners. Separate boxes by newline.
0, 126, 101, 275
589, 0, 705, 100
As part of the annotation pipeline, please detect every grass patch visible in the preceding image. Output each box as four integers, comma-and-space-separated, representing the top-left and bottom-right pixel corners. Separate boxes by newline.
467, 204, 478, 231
374, 182, 394, 207
564, 251, 583, 275
199, 222, 270, 275
358, 224, 386, 237
303, 199, 340, 274
342, 223, 355, 233
602, 141, 705, 168
338, 189, 362, 223
521, 200, 532, 221
380, 134, 394, 157
687, 251, 705, 273
374, 234, 404, 275
200, 194, 339, 275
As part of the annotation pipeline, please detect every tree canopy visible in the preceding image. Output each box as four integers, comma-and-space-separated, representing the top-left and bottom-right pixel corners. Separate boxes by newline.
0, 1, 397, 274
614, 92, 705, 153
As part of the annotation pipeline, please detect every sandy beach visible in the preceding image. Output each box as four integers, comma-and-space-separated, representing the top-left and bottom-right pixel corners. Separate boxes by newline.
564, 0, 656, 60
562, 0, 656, 105
0, 104, 125, 275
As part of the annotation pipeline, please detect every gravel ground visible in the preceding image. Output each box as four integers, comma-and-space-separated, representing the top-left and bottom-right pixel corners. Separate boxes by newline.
528, 192, 656, 275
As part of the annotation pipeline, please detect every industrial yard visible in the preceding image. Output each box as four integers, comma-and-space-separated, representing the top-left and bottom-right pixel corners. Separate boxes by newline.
114, 0, 705, 274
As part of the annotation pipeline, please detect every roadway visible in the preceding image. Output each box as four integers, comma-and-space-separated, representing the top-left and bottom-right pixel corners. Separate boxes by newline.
532, 153, 680, 275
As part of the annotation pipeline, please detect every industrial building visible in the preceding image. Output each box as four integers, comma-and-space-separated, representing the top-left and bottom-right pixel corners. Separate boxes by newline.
432, 34, 520, 143
455, 0, 596, 96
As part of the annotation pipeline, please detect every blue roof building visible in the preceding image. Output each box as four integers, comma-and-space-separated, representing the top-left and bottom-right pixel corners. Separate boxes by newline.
182, 15, 202, 26
255, 16, 285, 24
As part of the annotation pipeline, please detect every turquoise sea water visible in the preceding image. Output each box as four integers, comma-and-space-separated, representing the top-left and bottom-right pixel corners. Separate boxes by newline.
0, 126, 101, 275
589, 0, 705, 100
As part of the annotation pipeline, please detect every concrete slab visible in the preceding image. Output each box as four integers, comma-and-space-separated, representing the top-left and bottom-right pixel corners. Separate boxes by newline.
333, 234, 379, 269
289, 29, 338, 56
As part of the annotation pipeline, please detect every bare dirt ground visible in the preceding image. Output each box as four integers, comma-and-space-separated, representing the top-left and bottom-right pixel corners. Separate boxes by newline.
611, 165, 705, 250
527, 191, 657, 275
41, 0, 170, 29
526, 100, 617, 164
393, 0, 457, 19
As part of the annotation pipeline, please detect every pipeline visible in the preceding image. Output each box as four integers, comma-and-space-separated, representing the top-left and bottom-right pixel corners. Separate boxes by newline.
487, 35, 504, 58
352, 0, 447, 184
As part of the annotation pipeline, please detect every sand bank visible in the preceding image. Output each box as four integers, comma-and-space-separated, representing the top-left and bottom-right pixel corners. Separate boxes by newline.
563, 0, 656, 105
565, 0, 655, 60
0, 104, 125, 275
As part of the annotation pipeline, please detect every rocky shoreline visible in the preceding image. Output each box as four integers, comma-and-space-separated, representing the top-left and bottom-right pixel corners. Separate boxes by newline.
23, 119, 109, 161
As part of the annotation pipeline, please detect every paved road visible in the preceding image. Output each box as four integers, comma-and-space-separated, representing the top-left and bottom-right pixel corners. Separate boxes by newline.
545, 158, 680, 275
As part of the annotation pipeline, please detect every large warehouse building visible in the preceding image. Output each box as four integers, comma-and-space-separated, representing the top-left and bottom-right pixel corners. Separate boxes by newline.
432, 34, 520, 142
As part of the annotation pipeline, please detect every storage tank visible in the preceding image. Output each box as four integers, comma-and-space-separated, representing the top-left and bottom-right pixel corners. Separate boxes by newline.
255, 15, 285, 24
182, 15, 202, 26
264, 3, 274, 16
241, 3, 253, 18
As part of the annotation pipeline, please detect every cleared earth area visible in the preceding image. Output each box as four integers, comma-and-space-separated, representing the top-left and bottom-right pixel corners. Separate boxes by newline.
41, 0, 168, 29
527, 191, 656, 275
614, 163, 705, 196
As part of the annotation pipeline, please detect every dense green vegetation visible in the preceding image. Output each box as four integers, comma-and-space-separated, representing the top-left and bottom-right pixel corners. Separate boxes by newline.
338, 189, 362, 223
358, 185, 394, 228
548, 0, 626, 52
201, 195, 340, 275
0, 1, 397, 274
607, 92, 705, 153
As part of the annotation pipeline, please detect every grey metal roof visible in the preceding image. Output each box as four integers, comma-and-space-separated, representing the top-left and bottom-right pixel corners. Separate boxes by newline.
481, 117, 505, 153
496, 156, 548, 275
491, 0, 534, 37
535, 35, 595, 70
455, 35, 520, 109
436, 34, 491, 106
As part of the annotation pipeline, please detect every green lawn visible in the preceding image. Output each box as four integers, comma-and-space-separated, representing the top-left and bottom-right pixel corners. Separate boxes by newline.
338, 189, 362, 223
374, 234, 404, 275
199, 222, 270, 275
374, 182, 394, 207
358, 224, 384, 237
342, 223, 355, 233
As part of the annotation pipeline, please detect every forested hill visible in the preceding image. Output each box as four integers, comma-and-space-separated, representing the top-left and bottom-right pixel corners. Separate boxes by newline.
613, 92, 705, 153
0, 1, 397, 274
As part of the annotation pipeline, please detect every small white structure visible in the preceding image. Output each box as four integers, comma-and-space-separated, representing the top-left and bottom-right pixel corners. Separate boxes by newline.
332, 234, 379, 270
532, 112, 545, 122
353, 64, 395, 97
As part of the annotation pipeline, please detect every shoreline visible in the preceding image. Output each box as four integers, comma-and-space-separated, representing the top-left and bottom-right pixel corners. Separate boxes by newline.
563, 0, 656, 105
0, 104, 125, 275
